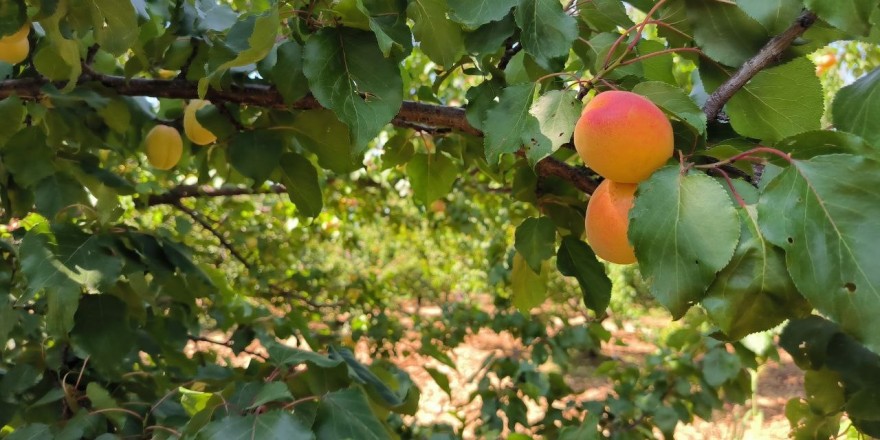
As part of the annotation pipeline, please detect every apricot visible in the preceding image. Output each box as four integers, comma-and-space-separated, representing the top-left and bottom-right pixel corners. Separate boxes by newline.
574, 91, 673, 183
184, 99, 217, 145
145, 125, 183, 170
0, 37, 28, 65
585, 179, 637, 264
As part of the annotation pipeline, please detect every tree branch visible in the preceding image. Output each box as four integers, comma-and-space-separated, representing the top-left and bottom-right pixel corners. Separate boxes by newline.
0, 74, 595, 194
147, 184, 287, 206
171, 200, 254, 269
702, 10, 818, 121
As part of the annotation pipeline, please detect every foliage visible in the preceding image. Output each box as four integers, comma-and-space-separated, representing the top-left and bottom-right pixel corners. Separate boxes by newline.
0, 0, 879, 438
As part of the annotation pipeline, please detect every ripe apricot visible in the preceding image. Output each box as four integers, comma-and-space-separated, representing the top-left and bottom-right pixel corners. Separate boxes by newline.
0, 37, 28, 65
585, 179, 637, 264
574, 91, 673, 183
145, 125, 183, 170
184, 99, 217, 145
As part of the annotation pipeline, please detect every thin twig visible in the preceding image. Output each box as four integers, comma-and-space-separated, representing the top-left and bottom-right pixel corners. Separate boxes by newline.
172, 201, 254, 270
147, 184, 287, 206
189, 335, 268, 361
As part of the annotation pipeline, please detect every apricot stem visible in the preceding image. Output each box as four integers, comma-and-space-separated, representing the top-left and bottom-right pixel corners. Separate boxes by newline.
618, 47, 703, 67
694, 146, 794, 169
713, 167, 748, 208
602, 0, 668, 68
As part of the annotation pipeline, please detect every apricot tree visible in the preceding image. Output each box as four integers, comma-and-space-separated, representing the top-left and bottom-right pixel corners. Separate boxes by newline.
0, 0, 879, 438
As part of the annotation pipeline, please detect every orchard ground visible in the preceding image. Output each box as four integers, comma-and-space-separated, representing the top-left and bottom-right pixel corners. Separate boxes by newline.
187, 296, 803, 439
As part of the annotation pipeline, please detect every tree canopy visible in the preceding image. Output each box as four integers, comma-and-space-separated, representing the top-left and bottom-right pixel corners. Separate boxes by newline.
1, 0, 880, 438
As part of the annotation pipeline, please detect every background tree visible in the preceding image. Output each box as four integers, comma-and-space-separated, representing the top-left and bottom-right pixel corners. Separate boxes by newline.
0, 0, 879, 438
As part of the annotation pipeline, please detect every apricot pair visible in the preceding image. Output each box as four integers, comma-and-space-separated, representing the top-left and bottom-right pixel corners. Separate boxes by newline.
0, 25, 30, 65
144, 100, 217, 170
576, 91, 673, 264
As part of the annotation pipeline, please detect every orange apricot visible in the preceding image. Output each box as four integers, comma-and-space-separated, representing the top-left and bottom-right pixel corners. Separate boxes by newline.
585, 179, 637, 264
574, 91, 673, 183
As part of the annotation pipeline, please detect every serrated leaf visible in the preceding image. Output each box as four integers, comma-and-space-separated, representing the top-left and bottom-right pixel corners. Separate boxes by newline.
199, 8, 279, 96
197, 411, 313, 440
629, 167, 741, 318
406, 153, 459, 205
701, 347, 742, 387
88, 0, 138, 56
511, 252, 547, 312
832, 67, 880, 147
738, 0, 803, 34
578, 0, 633, 32
514, 0, 578, 70
313, 388, 391, 440
726, 58, 823, 143
773, 130, 876, 163
228, 130, 285, 185
685, 0, 768, 67
334, 0, 411, 56
758, 154, 880, 354
407, 0, 466, 68
557, 237, 612, 315
303, 28, 403, 151
514, 217, 557, 273
272, 42, 309, 104
265, 340, 343, 369
703, 207, 810, 340
290, 110, 360, 174
86, 383, 125, 427
447, 0, 518, 29
633, 81, 706, 135
278, 153, 323, 218
34, 173, 90, 218
483, 84, 550, 164
71, 295, 136, 375
248, 382, 293, 409
804, 0, 876, 36
2, 127, 55, 188
527, 90, 581, 164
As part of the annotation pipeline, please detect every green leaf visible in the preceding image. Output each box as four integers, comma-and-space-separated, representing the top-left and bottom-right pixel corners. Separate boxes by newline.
290, 110, 360, 174
34, 6, 82, 89
199, 8, 279, 96
313, 388, 392, 440
86, 383, 125, 428
0, 295, 16, 344
34, 173, 90, 218
511, 252, 547, 312
483, 84, 550, 164
88, 0, 138, 56
725, 58, 823, 143
578, 0, 633, 32
557, 237, 612, 315
278, 153, 323, 218
447, 0, 518, 28
248, 382, 293, 409
703, 207, 810, 340
514, 0, 578, 70
514, 217, 557, 273
406, 153, 459, 205
701, 347, 742, 387
758, 154, 880, 354
331, 347, 408, 408
684, 0, 768, 66
407, 0, 466, 68
54, 228, 122, 290
629, 167, 741, 318
738, 0, 803, 34
773, 130, 877, 163
228, 130, 286, 184
424, 367, 451, 397
0, 96, 25, 147
5, 424, 51, 440
303, 28, 403, 151
832, 67, 880, 147
334, 0, 411, 57
180, 388, 215, 416
633, 81, 706, 135
0, 0, 26, 38
197, 411, 313, 440
2, 127, 55, 188
804, 0, 877, 36
272, 42, 309, 104
71, 295, 136, 375
559, 413, 601, 440
265, 340, 344, 369
527, 90, 581, 164
464, 14, 516, 55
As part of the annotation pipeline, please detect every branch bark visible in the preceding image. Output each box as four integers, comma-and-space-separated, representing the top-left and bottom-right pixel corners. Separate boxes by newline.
147, 184, 287, 206
0, 72, 598, 194
702, 10, 818, 121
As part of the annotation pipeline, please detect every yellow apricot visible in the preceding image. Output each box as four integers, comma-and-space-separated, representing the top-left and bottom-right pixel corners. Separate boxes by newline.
0, 37, 28, 65
584, 179, 637, 264
574, 91, 673, 183
145, 125, 183, 170
184, 99, 217, 145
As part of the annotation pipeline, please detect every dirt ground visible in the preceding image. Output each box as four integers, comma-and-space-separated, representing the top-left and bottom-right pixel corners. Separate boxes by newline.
379, 307, 804, 440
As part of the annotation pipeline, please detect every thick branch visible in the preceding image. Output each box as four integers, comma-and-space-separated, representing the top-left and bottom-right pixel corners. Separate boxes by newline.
0, 74, 594, 194
147, 184, 287, 206
702, 10, 818, 121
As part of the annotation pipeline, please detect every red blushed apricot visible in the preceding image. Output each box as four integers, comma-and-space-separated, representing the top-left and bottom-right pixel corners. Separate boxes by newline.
574, 91, 673, 183
585, 179, 637, 264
